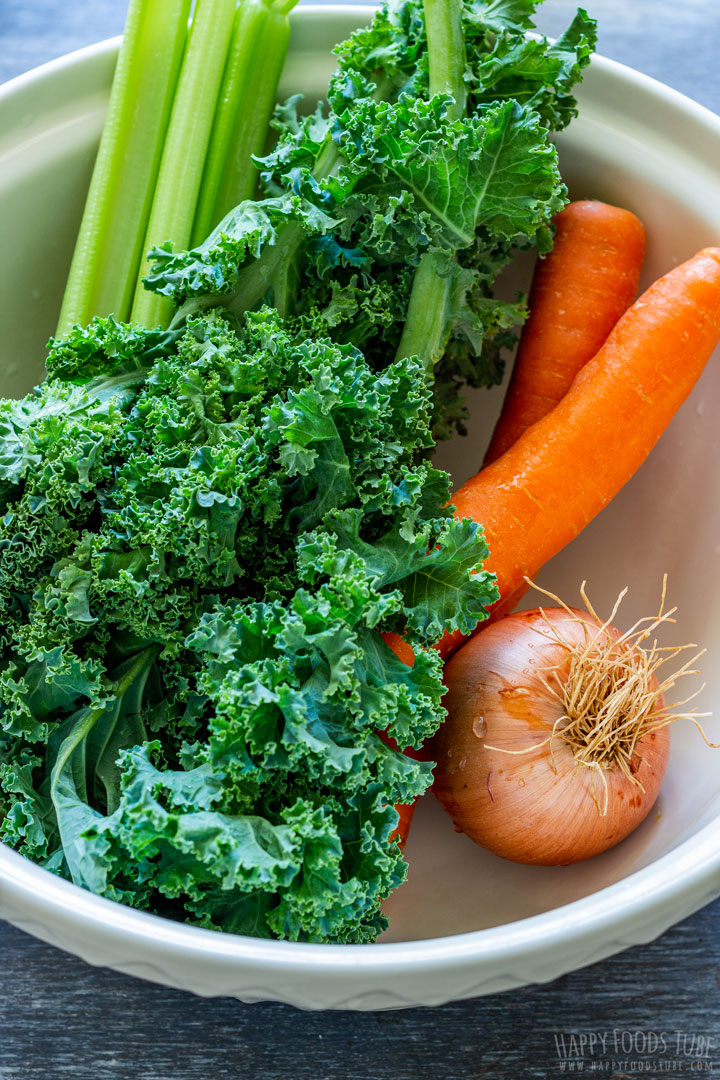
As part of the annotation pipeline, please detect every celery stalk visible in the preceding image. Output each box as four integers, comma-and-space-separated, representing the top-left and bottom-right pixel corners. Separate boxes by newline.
211, 2, 297, 227
131, 0, 238, 329
192, 0, 299, 246
56, 0, 191, 336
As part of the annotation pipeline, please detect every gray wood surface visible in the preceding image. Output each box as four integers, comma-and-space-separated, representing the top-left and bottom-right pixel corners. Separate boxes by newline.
2, 2, 720, 1077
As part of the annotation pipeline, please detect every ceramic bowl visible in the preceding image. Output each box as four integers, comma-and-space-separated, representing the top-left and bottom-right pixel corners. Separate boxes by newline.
1, 6, 720, 1010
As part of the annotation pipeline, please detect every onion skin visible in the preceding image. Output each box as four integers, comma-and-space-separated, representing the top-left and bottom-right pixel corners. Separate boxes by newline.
430, 607, 671, 865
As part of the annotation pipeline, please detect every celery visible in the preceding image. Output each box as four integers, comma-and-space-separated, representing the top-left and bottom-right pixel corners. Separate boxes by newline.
192, 0, 299, 246
130, 0, 238, 330
56, 0, 191, 336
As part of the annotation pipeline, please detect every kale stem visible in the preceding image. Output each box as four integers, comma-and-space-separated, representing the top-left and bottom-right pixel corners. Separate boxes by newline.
130, 0, 238, 330
394, 252, 456, 371
192, 0, 299, 246
423, 0, 467, 118
394, 0, 467, 367
312, 137, 341, 182
56, 0, 191, 336
309, 73, 395, 184
172, 144, 341, 329
50, 646, 159, 807
227, 220, 307, 316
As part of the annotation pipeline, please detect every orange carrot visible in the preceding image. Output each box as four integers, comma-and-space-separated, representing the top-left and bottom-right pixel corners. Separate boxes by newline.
440, 247, 720, 660
376, 717, 419, 848
484, 200, 647, 464
382, 631, 415, 669
391, 800, 417, 848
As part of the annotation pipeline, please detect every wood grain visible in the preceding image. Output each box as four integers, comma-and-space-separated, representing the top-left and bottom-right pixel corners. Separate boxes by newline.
2, 2, 720, 1077
2, 903, 720, 1079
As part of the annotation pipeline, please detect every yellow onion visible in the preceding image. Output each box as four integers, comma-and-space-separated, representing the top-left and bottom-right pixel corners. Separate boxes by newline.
430, 599, 694, 865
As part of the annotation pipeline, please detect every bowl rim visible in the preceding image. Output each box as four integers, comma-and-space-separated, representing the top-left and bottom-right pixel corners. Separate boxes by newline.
2, 5, 720, 979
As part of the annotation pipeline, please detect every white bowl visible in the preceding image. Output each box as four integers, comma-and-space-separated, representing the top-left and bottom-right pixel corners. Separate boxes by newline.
2, 6, 720, 1011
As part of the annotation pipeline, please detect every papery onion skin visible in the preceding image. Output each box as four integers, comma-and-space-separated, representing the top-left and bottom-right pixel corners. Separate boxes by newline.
430, 607, 671, 866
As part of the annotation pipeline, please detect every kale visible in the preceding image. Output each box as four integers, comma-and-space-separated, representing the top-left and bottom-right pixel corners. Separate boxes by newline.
145, 0, 594, 439
0, 310, 495, 940
0, 0, 595, 941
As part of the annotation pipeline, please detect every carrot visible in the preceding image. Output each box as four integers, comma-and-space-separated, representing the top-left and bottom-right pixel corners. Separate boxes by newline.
439, 247, 720, 660
376, 716, 419, 848
382, 631, 415, 669
391, 800, 416, 848
484, 200, 647, 465
385, 246, 720, 835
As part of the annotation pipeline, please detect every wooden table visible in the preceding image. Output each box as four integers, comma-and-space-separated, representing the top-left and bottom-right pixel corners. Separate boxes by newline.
2, 2, 720, 1077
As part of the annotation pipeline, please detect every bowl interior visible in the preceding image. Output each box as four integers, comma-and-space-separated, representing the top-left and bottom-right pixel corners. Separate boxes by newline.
1, 10, 720, 945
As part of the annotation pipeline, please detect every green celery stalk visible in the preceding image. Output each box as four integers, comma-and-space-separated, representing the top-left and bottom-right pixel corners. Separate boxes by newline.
394, 0, 467, 370
192, 0, 300, 247
131, 0, 238, 330
56, 0, 191, 336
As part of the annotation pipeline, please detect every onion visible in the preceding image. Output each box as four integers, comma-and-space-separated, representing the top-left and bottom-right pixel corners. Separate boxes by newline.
431, 586, 706, 865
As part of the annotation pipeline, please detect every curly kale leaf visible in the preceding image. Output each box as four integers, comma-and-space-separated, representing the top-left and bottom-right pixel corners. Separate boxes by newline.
333, 0, 596, 132
336, 96, 565, 255
465, 7, 597, 128
142, 194, 337, 312
45, 317, 179, 384
0, 309, 496, 941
